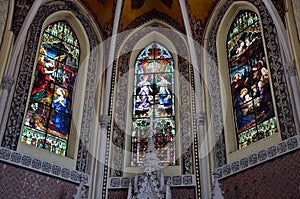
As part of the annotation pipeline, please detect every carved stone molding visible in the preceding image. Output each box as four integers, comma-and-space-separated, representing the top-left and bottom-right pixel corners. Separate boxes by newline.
0, 0, 9, 47
99, 115, 111, 128
196, 111, 207, 126
125, 8, 185, 33
12, 0, 35, 36
215, 135, 300, 179
285, 61, 297, 78
206, 0, 297, 168
110, 21, 194, 178
1, 75, 14, 91
108, 174, 195, 188
271, 0, 286, 27
0, 147, 90, 185
1, 1, 99, 175
292, 0, 300, 40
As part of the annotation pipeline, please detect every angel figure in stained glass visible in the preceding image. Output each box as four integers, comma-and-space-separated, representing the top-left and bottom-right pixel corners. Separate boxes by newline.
37, 47, 66, 81
135, 75, 153, 113
156, 74, 172, 109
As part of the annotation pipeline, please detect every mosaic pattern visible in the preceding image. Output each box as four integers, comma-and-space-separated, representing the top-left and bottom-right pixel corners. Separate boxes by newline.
131, 42, 176, 166
216, 136, 299, 179
0, 147, 89, 185
220, 145, 300, 199
108, 174, 195, 188
0, 161, 81, 199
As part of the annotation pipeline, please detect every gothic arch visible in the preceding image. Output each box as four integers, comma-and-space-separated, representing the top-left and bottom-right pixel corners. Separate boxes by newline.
204, 0, 296, 168
1, 1, 102, 174
107, 19, 200, 180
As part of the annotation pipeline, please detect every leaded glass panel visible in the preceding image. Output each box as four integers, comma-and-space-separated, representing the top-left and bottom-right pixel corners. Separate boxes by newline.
227, 11, 278, 149
21, 21, 80, 156
131, 42, 176, 166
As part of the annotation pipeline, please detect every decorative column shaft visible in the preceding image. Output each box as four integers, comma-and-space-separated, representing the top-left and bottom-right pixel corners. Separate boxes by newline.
197, 111, 207, 126
179, 0, 209, 197
285, 61, 300, 128
96, 115, 111, 199
99, 115, 111, 129
0, 75, 14, 128
196, 111, 209, 199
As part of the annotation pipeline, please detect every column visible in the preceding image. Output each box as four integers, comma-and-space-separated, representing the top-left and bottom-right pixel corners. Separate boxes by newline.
285, 61, 300, 127
0, 75, 14, 128
196, 111, 209, 199
95, 115, 111, 199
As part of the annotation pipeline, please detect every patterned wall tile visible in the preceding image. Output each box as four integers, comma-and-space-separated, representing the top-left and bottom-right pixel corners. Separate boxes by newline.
220, 149, 300, 199
0, 162, 81, 199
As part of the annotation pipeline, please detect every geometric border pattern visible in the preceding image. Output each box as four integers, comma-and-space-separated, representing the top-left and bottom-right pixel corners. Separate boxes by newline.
0, 147, 90, 185
215, 135, 300, 179
206, 0, 297, 168
108, 174, 195, 189
1, 1, 99, 174
110, 23, 193, 177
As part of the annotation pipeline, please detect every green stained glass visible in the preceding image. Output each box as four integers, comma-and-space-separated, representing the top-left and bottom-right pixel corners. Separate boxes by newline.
22, 20, 80, 156
131, 42, 176, 166
226, 11, 278, 149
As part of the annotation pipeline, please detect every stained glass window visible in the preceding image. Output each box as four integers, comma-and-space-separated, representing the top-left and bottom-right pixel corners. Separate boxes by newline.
21, 21, 80, 156
227, 11, 278, 149
131, 42, 176, 166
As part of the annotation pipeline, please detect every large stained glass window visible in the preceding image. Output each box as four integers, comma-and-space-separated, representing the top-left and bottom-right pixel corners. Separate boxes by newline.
21, 21, 80, 156
131, 42, 176, 166
227, 11, 278, 149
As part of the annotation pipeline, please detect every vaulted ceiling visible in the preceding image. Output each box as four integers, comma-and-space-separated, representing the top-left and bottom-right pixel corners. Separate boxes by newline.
80, 0, 218, 35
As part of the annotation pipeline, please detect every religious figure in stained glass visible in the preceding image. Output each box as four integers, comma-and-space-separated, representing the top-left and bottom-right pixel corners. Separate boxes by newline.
135, 74, 153, 114
156, 74, 172, 112
131, 42, 176, 166
227, 11, 278, 149
21, 21, 80, 156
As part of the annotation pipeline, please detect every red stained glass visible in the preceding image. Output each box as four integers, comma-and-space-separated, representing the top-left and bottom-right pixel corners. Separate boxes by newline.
227, 11, 278, 149
22, 20, 80, 156
131, 43, 176, 167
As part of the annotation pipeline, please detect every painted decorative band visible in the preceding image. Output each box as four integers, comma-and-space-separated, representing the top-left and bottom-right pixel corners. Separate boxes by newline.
215, 135, 300, 179
0, 147, 90, 185
108, 174, 195, 189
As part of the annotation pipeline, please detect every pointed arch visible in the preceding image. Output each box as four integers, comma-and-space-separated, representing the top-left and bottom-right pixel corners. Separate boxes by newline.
226, 10, 277, 149
2, 1, 101, 172
20, 20, 80, 156
204, 0, 297, 167
131, 42, 176, 167
109, 20, 197, 177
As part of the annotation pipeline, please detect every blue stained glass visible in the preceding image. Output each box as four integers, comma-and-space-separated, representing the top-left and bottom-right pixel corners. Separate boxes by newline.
227, 11, 277, 149
22, 20, 80, 156
131, 42, 176, 166
155, 43, 173, 59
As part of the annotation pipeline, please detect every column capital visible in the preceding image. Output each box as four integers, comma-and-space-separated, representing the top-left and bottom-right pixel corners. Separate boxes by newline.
99, 115, 111, 128
1, 75, 14, 90
285, 61, 297, 78
196, 111, 207, 126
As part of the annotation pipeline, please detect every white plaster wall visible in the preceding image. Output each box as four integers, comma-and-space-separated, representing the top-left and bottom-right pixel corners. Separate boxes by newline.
0, 0, 9, 48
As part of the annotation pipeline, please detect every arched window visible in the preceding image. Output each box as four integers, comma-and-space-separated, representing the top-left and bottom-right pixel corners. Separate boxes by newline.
20, 21, 80, 156
227, 11, 278, 149
131, 42, 176, 166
